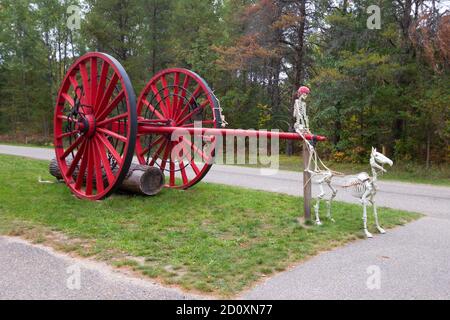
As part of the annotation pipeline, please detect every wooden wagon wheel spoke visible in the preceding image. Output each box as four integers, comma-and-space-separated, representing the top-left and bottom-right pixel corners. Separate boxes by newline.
172, 72, 180, 118
171, 142, 192, 186
150, 84, 169, 118
75, 142, 90, 191
95, 73, 119, 118
177, 160, 189, 186
175, 85, 202, 123
57, 115, 77, 123
97, 90, 125, 121
69, 75, 79, 91
190, 158, 201, 175
95, 61, 110, 108
149, 140, 169, 167
93, 135, 115, 185
141, 98, 166, 121
182, 138, 213, 164
177, 105, 205, 126
159, 141, 172, 171
96, 113, 128, 127
90, 57, 98, 106
56, 129, 79, 140
66, 140, 87, 178
93, 144, 105, 194
97, 127, 128, 143
160, 75, 171, 117
139, 136, 165, 157
97, 133, 123, 166
176, 75, 191, 111
54, 52, 136, 200
169, 164, 176, 186
79, 61, 91, 106
85, 142, 95, 196
60, 135, 85, 160
61, 93, 75, 107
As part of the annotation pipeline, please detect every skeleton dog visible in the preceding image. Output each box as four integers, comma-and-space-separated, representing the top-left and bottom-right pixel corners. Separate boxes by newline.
343, 148, 393, 238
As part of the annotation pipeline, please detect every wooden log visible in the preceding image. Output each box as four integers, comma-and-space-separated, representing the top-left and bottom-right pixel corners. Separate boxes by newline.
121, 164, 165, 196
49, 158, 165, 196
49, 158, 68, 180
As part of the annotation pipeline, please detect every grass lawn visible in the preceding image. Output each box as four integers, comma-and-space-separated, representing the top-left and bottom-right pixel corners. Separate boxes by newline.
231, 154, 450, 187
0, 154, 421, 296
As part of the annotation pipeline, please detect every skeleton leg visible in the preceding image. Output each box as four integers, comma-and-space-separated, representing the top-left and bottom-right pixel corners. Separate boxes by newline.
372, 202, 386, 234
314, 179, 325, 226
302, 141, 316, 175
325, 178, 337, 222
361, 190, 373, 238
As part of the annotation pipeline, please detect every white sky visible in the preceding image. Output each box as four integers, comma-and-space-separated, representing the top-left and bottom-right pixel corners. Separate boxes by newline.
439, 0, 450, 12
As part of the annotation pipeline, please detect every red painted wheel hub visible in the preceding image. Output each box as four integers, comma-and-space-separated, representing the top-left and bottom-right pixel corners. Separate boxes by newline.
75, 114, 96, 138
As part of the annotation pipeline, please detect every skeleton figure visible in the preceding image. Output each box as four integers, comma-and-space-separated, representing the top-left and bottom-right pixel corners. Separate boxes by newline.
293, 86, 311, 133
343, 148, 393, 238
293, 86, 342, 225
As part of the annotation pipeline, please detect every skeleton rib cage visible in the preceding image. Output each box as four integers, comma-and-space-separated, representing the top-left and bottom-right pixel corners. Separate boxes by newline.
342, 177, 370, 198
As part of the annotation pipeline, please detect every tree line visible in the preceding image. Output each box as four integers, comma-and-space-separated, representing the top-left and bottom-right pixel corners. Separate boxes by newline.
0, 0, 448, 166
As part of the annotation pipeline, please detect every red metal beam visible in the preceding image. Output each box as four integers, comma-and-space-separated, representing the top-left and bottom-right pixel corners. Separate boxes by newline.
137, 125, 327, 142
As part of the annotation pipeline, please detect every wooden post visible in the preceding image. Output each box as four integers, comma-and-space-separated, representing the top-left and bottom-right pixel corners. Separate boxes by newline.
303, 141, 312, 221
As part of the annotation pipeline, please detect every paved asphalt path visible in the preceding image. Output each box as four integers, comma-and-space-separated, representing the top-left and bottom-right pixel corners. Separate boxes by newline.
0, 144, 449, 299
0, 237, 202, 300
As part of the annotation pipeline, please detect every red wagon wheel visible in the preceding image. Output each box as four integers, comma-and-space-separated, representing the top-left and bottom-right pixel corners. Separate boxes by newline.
54, 52, 137, 200
136, 68, 221, 189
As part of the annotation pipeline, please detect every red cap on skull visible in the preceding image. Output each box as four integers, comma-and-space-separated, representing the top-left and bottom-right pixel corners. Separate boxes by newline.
298, 86, 310, 96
